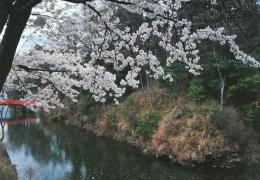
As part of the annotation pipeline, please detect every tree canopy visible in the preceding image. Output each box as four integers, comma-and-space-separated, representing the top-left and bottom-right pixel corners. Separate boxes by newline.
0, 0, 259, 110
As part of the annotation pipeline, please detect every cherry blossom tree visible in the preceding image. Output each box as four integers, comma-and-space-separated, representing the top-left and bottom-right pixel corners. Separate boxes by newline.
1, 0, 259, 111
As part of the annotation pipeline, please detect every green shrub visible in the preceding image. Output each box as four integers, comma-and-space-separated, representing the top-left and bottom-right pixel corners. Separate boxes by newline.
187, 79, 205, 103
206, 100, 219, 116
51, 115, 63, 123
242, 104, 260, 124
119, 98, 139, 127
159, 62, 188, 94
136, 109, 160, 139
242, 104, 255, 123
107, 112, 118, 132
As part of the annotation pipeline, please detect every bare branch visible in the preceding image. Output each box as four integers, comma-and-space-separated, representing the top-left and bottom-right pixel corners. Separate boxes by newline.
17, 65, 69, 73
62, 0, 133, 5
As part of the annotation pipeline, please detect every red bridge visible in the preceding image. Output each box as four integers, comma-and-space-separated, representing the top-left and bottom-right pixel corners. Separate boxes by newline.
0, 100, 35, 107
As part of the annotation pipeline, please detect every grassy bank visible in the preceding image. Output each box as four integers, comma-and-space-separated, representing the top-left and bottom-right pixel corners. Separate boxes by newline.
45, 84, 258, 167
0, 143, 17, 180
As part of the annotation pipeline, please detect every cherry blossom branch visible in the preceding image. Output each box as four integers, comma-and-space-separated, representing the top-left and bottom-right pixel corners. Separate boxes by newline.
63, 0, 133, 5
17, 65, 69, 73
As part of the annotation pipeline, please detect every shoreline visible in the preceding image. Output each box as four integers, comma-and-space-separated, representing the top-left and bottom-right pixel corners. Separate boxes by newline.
0, 142, 18, 180
41, 87, 260, 169
63, 119, 248, 169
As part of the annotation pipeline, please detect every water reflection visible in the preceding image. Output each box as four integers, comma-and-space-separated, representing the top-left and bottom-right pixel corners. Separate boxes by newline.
0, 105, 11, 119
2, 118, 260, 180
3, 118, 38, 126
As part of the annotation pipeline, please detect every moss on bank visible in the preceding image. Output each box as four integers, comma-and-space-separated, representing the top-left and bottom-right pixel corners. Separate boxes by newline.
0, 143, 17, 180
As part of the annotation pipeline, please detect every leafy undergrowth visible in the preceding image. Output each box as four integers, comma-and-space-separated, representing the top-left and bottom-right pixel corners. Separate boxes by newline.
46, 85, 255, 166
0, 143, 17, 180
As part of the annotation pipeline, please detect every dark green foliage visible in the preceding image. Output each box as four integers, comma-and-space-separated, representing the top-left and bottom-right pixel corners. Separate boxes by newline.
242, 104, 260, 125
187, 79, 205, 103
186, 0, 260, 108
119, 98, 139, 127
206, 100, 220, 116
51, 115, 64, 124
79, 91, 102, 121
227, 74, 260, 104
107, 112, 118, 132
159, 62, 188, 95
242, 104, 255, 123
136, 109, 160, 139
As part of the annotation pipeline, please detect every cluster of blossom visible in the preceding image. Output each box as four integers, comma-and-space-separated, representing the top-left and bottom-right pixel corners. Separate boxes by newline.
4, 0, 259, 110
5, 51, 125, 111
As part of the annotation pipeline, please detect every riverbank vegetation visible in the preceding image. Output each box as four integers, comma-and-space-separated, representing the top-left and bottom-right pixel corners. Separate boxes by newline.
0, 143, 17, 180
47, 75, 259, 167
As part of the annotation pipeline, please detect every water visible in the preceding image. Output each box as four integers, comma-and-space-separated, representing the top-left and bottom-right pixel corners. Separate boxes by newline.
0, 105, 11, 119
2, 118, 260, 180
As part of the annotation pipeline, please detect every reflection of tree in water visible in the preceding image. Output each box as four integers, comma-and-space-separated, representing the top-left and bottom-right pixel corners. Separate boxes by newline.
7, 123, 64, 165
5, 120, 260, 180
0, 105, 10, 141
44, 123, 176, 180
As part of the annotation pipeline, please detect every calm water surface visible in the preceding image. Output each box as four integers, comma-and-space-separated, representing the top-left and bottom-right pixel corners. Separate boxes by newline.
2, 117, 260, 180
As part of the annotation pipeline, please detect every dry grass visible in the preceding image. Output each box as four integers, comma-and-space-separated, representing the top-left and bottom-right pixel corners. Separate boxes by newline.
48, 84, 243, 163
161, 106, 225, 161
103, 86, 227, 162
95, 115, 109, 133
153, 122, 165, 147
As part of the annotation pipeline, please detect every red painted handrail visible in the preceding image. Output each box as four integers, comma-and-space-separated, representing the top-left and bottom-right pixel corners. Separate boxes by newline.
0, 100, 35, 107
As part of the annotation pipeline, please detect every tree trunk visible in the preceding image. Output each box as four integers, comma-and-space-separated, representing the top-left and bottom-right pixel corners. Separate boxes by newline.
0, 6, 32, 92
0, 123, 4, 141
212, 45, 226, 111
220, 77, 225, 111
0, 1, 8, 34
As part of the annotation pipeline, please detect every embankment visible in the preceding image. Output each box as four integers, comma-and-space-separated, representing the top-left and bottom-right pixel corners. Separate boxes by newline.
44, 86, 259, 168
0, 143, 17, 180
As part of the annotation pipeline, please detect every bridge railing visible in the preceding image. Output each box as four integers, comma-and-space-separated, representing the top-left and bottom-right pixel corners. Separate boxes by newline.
0, 100, 35, 107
